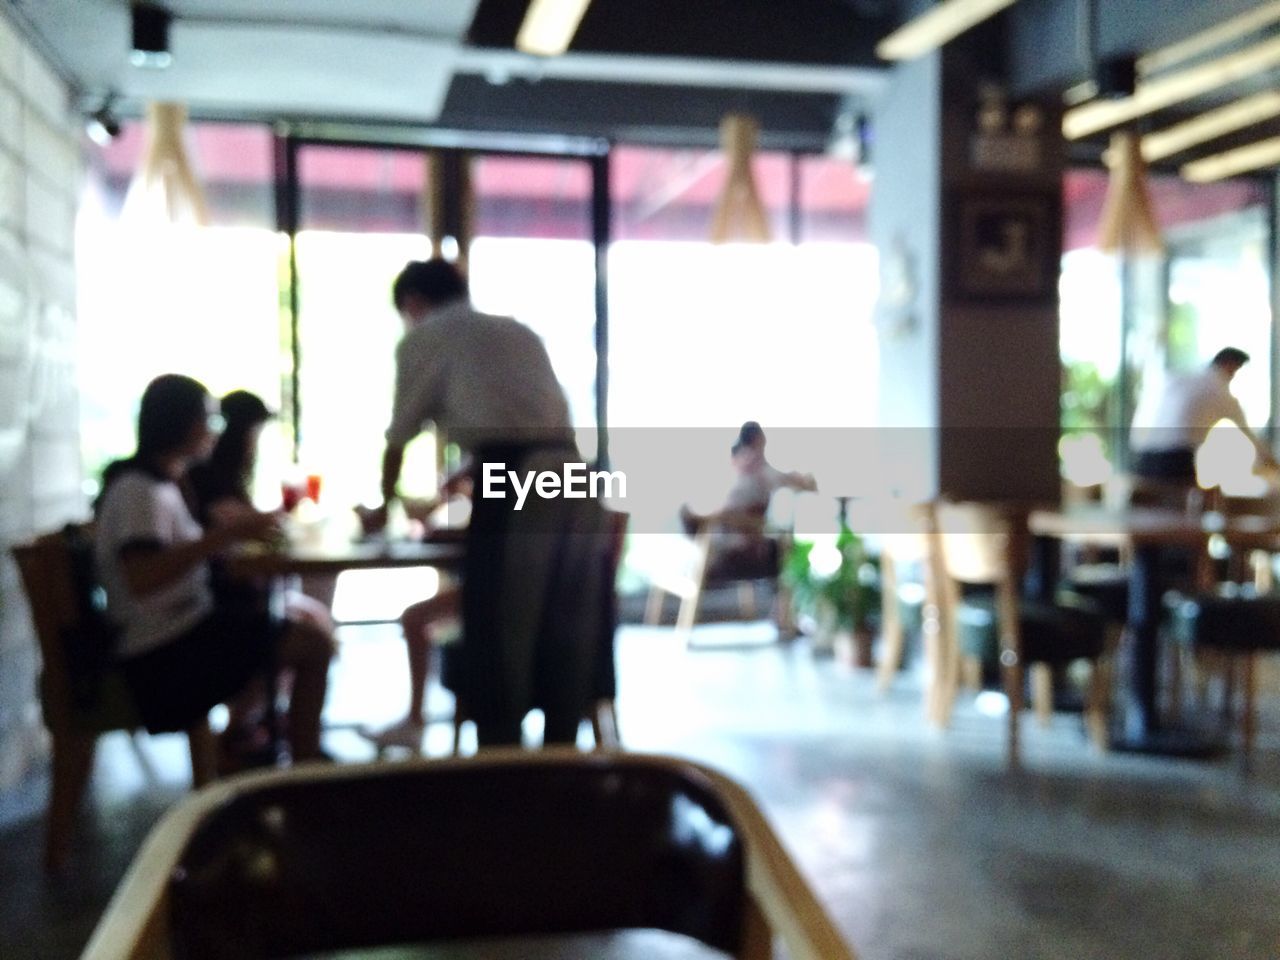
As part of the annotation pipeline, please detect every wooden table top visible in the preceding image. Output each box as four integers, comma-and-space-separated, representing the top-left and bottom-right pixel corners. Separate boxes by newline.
225, 536, 465, 577
1029, 505, 1280, 549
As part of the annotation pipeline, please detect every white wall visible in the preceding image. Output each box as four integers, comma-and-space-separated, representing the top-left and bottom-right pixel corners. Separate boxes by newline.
0, 10, 84, 791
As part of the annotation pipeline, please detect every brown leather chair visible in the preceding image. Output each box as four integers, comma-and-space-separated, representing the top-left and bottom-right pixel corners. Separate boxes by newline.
644, 510, 794, 647
82, 752, 855, 960
12, 524, 216, 873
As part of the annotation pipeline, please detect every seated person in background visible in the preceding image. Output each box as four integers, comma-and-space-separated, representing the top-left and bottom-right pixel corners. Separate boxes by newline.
680, 420, 817, 580
359, 468, 470, 751
187, 389, 336, 763
95, 375, 329, 762
1130, 347, 1279, 485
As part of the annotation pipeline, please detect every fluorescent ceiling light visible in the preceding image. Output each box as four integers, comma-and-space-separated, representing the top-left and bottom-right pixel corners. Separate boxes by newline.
1140, 91, 1280, 162
1182, 136, 1280, 182
1064, 34, 1280, 140
516, 0, 592, 57
876, 0, 1022, 61
1139, 0, 1280, 75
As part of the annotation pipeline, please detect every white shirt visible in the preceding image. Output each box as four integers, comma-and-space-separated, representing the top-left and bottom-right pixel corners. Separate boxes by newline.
1131, 366, 1253, 453
95, 470, 213, 658
386, 298, 572, 452
723, 453, 788, 513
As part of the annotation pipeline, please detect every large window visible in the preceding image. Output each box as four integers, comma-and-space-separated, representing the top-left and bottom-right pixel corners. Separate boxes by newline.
78, 121, 283, 496
1059, 169, 1271, 483
607, 147, 877, 537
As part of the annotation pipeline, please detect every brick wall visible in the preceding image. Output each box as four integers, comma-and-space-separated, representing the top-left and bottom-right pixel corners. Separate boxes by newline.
0, 11, 85, 791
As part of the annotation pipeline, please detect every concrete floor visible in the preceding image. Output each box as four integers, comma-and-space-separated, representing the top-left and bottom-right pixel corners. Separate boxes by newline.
3, 619, 1280, 959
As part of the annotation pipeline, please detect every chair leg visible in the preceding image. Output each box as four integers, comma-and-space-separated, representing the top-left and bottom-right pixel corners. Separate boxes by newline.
1031, 663, 1053, 727
186, 721, 218, 788
1242, 653, 1257, 764
1085, 659, 1110, 752
591, 698, 620, 749
1004, 660, 1024, 769
1168, 644, 1185, 723
676, 589, 701, 646
46, 732, 97, 874
644, 585, 665, 626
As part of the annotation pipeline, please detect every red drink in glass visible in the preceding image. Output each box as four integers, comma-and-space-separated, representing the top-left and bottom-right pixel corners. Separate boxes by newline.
306, 473, 322, 504
281, 482, 304, 513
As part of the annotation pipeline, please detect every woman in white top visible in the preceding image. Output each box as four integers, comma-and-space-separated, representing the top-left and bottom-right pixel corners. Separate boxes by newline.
95, 375, 328, 759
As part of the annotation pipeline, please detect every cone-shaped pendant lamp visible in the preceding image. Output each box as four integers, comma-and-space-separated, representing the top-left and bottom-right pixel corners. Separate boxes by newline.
709, 114, 771, 243
123, 102, 210, 226
1097, 130, 1163, 254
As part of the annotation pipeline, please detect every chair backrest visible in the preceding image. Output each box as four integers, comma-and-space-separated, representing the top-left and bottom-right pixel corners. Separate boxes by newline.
931, 501, 1011, 585
167, 759, 748, 958
12, 524, 124, 733
13, 528, 86, 733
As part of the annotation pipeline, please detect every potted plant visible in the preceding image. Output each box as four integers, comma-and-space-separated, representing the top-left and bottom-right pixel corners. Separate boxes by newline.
782, 523, 880, 666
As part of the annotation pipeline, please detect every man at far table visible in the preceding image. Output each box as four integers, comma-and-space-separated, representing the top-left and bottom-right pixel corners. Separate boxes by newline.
360, 258, 610, 749
1130, 347, 1278, 485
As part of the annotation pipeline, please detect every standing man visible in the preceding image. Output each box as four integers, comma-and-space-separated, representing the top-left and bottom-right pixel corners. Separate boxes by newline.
363, 258, 606, 747
1130, 347, 1277, 483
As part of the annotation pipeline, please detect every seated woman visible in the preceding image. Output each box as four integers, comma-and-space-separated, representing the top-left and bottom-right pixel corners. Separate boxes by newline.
359, 469, 470, 752
95, 375, 331, 762
680, 421, 817, 581
187, 389, 337, 764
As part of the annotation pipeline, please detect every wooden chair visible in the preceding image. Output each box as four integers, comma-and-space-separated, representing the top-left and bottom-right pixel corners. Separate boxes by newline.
927, 502, 1109, 765
644, 510, 793, 646
12, 525, 216, 873
450, 509, 628, 752
82, 752, 856, 960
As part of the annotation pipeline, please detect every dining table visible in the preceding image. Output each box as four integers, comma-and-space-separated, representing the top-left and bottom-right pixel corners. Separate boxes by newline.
222, 530, 467, 753
1028, 503, 1280, 756
224, 531, 465, 581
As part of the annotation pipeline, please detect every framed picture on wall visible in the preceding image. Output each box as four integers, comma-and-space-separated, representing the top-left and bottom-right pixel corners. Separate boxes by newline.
949, 192, 1057, 301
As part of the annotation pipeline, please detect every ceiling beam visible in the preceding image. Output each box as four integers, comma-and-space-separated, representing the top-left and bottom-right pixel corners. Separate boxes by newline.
1181, 135, 1280, 182
1064, 34, 1280, 140
1138, 0, 1280, 75
875, 0, 1021, 61
453, 49, 887, 95
1141, 90, 1280, 161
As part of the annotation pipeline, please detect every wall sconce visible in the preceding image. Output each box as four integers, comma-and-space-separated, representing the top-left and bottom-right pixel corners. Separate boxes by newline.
131, 2, 173, 69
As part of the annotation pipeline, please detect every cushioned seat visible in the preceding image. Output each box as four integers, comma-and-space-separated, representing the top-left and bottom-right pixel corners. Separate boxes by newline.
957, 591, 1107, 667
1064, 563, 1129, 624
1166, 585, 1280, 652
1165, 584, 1280, 760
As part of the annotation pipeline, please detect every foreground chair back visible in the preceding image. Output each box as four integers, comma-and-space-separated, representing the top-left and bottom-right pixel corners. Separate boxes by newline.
12, 525, 215, 873
83, 752, 855, 960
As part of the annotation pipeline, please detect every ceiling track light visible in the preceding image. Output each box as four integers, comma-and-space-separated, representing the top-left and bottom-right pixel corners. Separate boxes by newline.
131, 2, 173, 69
876, 0, 1022, 61
516, 0, 593, 57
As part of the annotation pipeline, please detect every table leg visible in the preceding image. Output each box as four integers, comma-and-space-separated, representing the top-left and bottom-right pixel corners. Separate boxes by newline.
1111, 544, 1223, 757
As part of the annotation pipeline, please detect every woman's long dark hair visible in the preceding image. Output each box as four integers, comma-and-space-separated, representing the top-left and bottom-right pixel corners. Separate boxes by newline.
99, 374, 210, 505
203, 416, 258, 502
